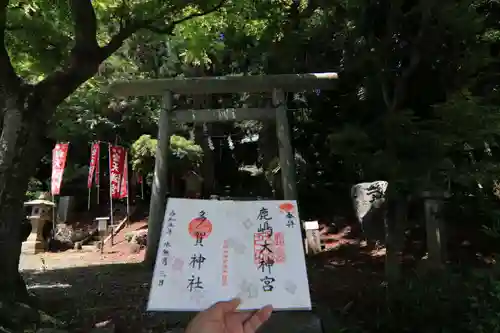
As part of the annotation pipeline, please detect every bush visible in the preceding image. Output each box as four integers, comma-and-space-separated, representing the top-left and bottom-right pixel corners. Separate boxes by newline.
25, 177, 43, 201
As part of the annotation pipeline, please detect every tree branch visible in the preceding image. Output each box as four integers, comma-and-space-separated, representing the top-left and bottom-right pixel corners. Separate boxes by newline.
100, 0, 228, 58
68, 0, 99, 53
147, 0, 228, 34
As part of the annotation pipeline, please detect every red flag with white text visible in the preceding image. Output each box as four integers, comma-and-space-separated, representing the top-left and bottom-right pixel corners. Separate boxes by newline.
87, 142, 100, 189
95, 142, 100, 187
119, 152, 129, 199
51, 143, 69, 195
109, 145, 125, 199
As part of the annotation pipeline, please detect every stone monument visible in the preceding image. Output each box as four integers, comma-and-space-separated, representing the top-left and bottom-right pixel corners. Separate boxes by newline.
22, 193, 55, 254
351, 181, 389, 245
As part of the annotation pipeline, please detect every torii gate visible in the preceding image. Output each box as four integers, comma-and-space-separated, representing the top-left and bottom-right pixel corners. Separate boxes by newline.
109, 73, 338, 264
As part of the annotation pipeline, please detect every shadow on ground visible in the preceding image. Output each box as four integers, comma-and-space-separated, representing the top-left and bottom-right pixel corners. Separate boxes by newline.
23, 263, 166, 332
24, 257, 371, 333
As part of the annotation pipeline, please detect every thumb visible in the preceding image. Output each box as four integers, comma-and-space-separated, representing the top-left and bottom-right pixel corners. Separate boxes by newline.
214, 297, 241, 312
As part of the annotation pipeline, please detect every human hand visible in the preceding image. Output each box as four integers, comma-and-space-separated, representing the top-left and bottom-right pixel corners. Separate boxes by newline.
185, 298, 273, 333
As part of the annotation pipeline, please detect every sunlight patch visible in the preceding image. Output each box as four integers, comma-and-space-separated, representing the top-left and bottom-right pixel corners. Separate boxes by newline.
27, 282, 72, 290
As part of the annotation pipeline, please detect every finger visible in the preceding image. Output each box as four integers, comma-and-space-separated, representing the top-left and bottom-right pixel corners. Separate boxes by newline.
243, 305, 273, 333
226, 311, 254, 329
235, 311, 254, 323
213, 297, 242, 312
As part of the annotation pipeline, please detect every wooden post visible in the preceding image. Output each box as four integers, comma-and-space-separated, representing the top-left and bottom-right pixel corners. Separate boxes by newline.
272, 89, 297, 200
145, 92, 173, 266
96, 217, 108, 255
304, 221, 321, 255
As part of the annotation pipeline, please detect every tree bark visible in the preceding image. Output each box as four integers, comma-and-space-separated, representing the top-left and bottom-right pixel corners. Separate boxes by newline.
0, 91, 47, 301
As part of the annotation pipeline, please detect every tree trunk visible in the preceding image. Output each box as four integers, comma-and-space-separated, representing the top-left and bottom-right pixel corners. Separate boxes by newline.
0, 93, 47, 302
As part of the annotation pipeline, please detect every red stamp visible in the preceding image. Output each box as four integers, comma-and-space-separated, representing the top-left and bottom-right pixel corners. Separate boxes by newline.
274, 232, 286, 263
254, 232, 270, 264
172, 257, 184, 271
222, 240, 229, 286
188, 217, 212, 239
279, 202, 295, 213
253, 232, 286, 265
274, 232, 285, 246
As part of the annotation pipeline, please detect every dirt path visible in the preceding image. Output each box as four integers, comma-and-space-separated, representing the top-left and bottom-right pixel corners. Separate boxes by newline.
20, 221, 148, 272
20, 247, 145, 272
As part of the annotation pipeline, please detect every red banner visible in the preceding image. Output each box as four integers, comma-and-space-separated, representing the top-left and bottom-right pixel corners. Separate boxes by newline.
95, 142, 100, 187
87, 142, 100, 189
51, 143, 69, 195
119, 153, 129, 199
109, 145, 125, 199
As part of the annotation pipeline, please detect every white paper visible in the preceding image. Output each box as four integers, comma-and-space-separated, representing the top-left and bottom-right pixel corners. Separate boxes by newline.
147, 198, 311, 312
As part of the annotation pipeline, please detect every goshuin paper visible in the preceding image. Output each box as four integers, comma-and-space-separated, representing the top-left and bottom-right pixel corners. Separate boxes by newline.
147, 198, 312, 312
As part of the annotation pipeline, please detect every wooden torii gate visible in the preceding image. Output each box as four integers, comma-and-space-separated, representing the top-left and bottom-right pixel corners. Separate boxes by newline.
109, 73, 338, 264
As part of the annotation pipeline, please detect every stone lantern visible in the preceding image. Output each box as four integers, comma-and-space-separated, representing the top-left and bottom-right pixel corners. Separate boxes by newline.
22, 193, 55, 254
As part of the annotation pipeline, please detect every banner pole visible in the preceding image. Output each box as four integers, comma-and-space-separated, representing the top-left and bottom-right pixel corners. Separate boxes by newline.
87, 187, 91, 211
96, 141, 100, 206
52, 194, 55, 223
141, 176, 144, 200
125, 152, 130, 221
87, 141, 92, 211
108, 144, 114, 247
51, 147, 56, 231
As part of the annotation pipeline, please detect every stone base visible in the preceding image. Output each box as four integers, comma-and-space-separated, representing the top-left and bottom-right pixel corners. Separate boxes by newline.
22, 240, 46, 254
